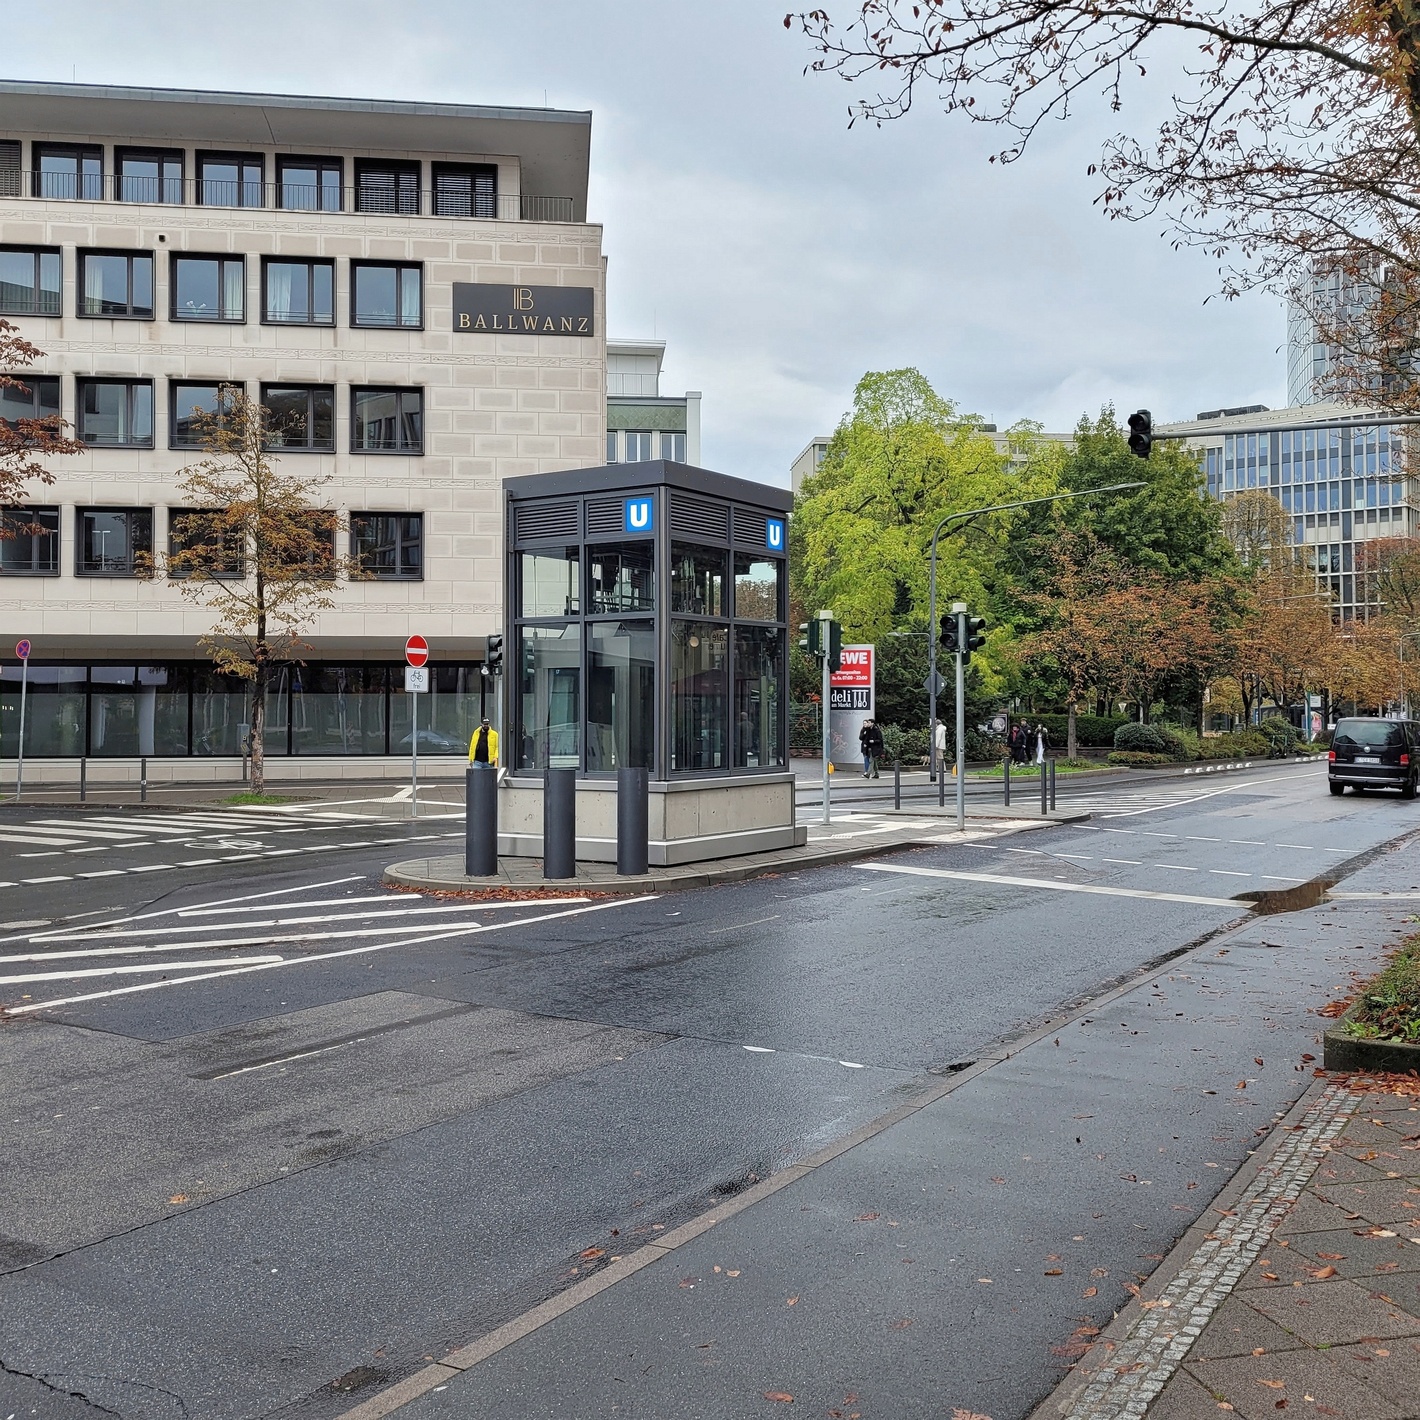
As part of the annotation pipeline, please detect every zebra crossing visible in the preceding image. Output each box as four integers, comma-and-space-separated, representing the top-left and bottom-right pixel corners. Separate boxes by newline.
0, 804, 462, 890
0, 875, 645, 1018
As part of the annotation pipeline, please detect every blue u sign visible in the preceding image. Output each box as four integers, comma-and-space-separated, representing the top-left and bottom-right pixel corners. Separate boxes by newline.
624, 496, 653, 533
765, 517, 785, 552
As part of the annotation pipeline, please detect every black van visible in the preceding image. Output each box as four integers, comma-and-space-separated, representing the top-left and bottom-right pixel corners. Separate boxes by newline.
1328, 717, 1420, 797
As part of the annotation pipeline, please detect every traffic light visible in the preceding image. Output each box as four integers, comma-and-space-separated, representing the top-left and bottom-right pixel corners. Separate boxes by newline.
962, 615, 987, 664
1127, 409, 1153, 459
486, 633, 504, 677
827, 619, 842, 673
939, 614, 959, 653
801, 619, 823, 657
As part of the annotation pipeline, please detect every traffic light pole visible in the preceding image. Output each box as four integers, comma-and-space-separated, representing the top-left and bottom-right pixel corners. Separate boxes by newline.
925, 481, 1145, 808
819, 608, 833, 825
954, 604, 967, 833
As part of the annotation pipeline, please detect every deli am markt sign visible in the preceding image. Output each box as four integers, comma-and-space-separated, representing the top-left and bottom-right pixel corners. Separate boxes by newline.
452, 283, 595, 335
829, 644, 874, 712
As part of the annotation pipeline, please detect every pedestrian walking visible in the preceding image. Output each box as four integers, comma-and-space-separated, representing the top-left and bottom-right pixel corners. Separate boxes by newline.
1034, 721, 1048, 766
859, 718, 883, 779
933, 718, 949, 775
468, 717, 499, 766
1009, 723, 1029, 766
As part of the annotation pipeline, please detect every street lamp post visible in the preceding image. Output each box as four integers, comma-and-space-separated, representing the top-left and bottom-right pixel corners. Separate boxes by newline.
925, 482, 1145, 830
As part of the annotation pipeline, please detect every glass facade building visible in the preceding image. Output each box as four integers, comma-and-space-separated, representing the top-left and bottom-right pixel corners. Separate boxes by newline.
505, 463, 789, 779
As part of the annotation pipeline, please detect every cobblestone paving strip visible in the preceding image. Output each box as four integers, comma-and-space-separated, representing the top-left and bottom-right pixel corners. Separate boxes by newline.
1060, 1080, 1360, 1420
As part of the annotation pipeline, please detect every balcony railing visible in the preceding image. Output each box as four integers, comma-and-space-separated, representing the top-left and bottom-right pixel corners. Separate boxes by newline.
0, 172, 575, 223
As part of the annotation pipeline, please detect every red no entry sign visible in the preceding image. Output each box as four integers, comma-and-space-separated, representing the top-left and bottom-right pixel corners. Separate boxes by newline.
405, 635, 429, 668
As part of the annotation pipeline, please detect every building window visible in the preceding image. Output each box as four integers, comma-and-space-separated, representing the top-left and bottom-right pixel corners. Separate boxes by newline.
588, 543, 655, 613
351, 513, 423, 579
588, 621, 655, 771
277, 156, 342, 212
76, 508, 153, 576
0, 374, 60, 426
33, 143, 102, 200
170, 382, 239, 449
0, 247, 61, 316
606, 431, 620, 463
521, 547, 580, 618
355, 159, 419, 214
351, 388, 423, 453
660, 431, 687, 462
171, 255, 244, 322
0, 507, 59, 575
261, 384, 334, 451
517, 624, 581, 770
432, 162, 497, 218
351, 262, 422, 328
77, 380, 153, 447
671, 622, 728, 771
168, 508, 244, 578
733, 554, 783, 622
624, 431, 653, 462
262, 259, 334, 325
116, 148, 183, 204
733, 625, 784, 769
79, 251, 154, 319
197, 151, 263, 207
671, 543, 727, 616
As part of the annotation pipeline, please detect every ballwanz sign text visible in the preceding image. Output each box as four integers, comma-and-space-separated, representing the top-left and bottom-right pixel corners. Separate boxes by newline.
452, 283, 595, 336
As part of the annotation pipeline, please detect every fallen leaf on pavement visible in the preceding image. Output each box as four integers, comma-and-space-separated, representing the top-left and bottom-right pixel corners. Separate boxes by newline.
951, 1411, 992, 1420
1217, 1405, 1234, 1412
1140, 1299, 1171, 1309
763, 1393, 794, 1403
854, 1212, 880, 1222
891, 1318, 913, 1329
579, 1248, 605, 1261
167, 1194, 188, 1205
1258, 1380, 1286, 1390
1044, 1268, 1063, 1276
1081, 1286, 1098, 1297
786, 1296, 798, 1306
1123, 1283, 1141, 1296
1309, 1265, 1338, 1279
727, 1269, 740, 1277
1315, 1252, 1345, 1260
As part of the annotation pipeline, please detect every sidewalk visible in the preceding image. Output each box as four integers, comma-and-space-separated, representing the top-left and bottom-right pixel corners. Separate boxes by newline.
1034, 1072, 1420, 1420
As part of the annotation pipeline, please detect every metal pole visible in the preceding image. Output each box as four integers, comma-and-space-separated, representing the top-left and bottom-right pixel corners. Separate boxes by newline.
893, 759, 901, 811
820, 610, 832, 825
410, 688, 419, 819
1040, 758, 1048, 816
954, 605, 966, 834
617, 765, 649, 875
140, 756, 147, 803
939, 744, 946, 806
928, 534, 939, 785
543, 766, 576, 879
1003, 753, 1010, 807
1050, 757, 1057, 811
466, 764, 498, 876
79, 755, 87, 803
15, 656, 27, 799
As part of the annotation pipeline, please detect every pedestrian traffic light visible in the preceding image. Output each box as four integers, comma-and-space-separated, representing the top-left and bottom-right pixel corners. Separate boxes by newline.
827, 618, 842, 673
798, 622, 811, 652
1127, 409, 1153, 459
486, 633, 504, 677
962, 615, 987, 664
940, 614, 959, 653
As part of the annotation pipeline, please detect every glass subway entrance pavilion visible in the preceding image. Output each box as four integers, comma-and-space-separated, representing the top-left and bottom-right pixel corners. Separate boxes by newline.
501, 461, 802, 864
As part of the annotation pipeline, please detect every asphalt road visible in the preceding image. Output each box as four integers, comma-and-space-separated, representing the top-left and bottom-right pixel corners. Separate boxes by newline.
1, 763, 1415, 1419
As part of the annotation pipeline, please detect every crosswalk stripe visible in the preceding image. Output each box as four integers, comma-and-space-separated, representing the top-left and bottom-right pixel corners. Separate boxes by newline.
29, 821, 160, 840
0, 831, 85, 847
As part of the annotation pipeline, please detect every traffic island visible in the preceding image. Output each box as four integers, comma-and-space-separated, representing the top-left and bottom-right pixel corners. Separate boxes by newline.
1322, 929, 1420, 1073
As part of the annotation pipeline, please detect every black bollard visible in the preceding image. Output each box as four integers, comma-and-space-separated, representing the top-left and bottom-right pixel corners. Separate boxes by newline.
140, 756, 148, 803
893, 760, 901, 811
79, 755, 87, 803
617, 765, 649, 875
544, 766, 576, 879
1040, 759, 1048, 816
1003, 755, 1010, 807
465, 764, 498, 877
1049, 757, 1057, 811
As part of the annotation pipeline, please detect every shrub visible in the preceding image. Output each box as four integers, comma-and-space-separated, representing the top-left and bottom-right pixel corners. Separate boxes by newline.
1154, 725, 1200, 762
1196, 730, 1270, 759
1114, 722, 1166, 753
1259, 717, 1302, 755
1344, 933, 1420, 1043
1029, 713, 1129, 748
1106, 750, 1174, 767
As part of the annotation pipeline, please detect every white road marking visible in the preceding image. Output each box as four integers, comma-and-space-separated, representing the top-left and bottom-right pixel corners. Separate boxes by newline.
1230, 840, 1265, 846
0, 832, 85, 847
22, 876, 70, 884
743, 1045, 775, 1053
1260, 875, 1303, 883
3, 896, 651, 1016
1209, 870, 1251, 877
1103, 858, 1142, 865
1, 956, 284, 985
857, 862, 1243, 908
706, 916, 781, 934
1329, 890, 1420, 899
29, 822, 161, 840
1276, 843, 1315, 849
1184, 836, 1220, 842
1155, 864, 1198, 872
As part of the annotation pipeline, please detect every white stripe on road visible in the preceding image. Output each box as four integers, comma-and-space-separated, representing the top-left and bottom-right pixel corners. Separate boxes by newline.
1327, 890, 1420, 899
29, 821, 164, 839
0, 832, 85, 847
3, 896, 651, 1016
856, 862, 1244, 908
1, 956, 284, 985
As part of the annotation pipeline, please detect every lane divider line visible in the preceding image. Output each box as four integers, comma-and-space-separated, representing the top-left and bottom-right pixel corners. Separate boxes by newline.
855, 861, 1243, 908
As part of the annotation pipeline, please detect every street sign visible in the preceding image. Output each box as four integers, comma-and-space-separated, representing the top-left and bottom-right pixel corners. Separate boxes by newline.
404, 666, 429, 693
405, 635, 429, 668
922, 671, 946, 699
15, 639, 30, 660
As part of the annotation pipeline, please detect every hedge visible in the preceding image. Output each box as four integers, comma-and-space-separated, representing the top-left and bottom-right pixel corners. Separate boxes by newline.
1106, 750, 1174, 767
1028, 713, 1129, 748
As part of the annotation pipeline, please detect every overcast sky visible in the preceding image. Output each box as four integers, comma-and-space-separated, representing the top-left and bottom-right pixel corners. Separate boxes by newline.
9, 0, 1285, 484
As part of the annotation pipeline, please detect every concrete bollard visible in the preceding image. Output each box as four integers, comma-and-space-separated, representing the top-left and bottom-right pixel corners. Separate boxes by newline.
543, 766, 576, 879
465, 765, 498, 877
616, 766, 649, 876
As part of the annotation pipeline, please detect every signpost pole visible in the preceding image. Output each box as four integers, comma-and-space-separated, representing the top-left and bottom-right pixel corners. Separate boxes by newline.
404, 635, 430, 821
954, 604, 967, 833
820, 611, 832, 826
410, 684, 418, 819
16, 654, 28, 800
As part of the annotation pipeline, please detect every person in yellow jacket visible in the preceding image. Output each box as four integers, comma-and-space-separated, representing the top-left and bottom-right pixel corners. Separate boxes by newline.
468, 718, 499, 765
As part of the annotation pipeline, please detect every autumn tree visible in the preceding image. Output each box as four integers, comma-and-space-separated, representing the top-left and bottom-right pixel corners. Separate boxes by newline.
787, 2, 1420, 405
1222, 491, 1292, 570
163, 389, 354, 794
0, 320, 83, 509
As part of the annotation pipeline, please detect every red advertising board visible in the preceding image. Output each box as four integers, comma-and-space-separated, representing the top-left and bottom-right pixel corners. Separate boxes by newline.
830, 645, 873, 688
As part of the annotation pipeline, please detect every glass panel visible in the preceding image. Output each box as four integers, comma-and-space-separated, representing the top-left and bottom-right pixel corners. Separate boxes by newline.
734, 554, 782, 621
734, 626, 784, 768
625, 431, 652, 461
354, 264, 397, 325
82, 255, 131, 315
0, 375, 59, 424
588, 543, 654, 614
352, 513, 422, 577
671, 621, 728, 771
192, 666, 249, 755
38, 150, 101, 200
264, 387, 332, 449
0, 249, 61, 316
660, 431, 687, 461
671, 543, 726, 615
517, 625, 581, 770
80, 383, 151, 446
174, 257, 220, 319
0, 508, 59, 574
588, 621, 655, 771
79, 509, 151, 573
389, 664, 481, 756
265, 261, 332, 323
353, 390, 422, 451
0, 665, 86, 757
290, 666, 387, 755
606, 431, 618, 462
521, 548, 580, 617
400, 268, 421, 326
120, 155, 181, 204
171, 384, 223, 446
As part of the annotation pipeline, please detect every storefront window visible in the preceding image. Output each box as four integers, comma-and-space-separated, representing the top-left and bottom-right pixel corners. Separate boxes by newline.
587, 543, 654, 614
521, 548, 580, 617
388, 665, 482, 756
0, 665, 86, 757
734, 627, 784, 768
671, 621, 728, 771
518, 625, 581, 769
290, 666, 388, 755
192, 667, 249, 756
734, 554, 783, 622
671, 543, 726, 616
588, 621, 655, 771
86, 666, 188, 756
